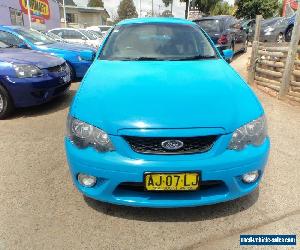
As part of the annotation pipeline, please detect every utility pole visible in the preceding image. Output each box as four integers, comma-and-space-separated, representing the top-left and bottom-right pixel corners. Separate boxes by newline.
186, 0, 190, 19
26, 0, 32, 28
170, 0, 173, 15
152, 0, 154, 17
63, 0, 67, 27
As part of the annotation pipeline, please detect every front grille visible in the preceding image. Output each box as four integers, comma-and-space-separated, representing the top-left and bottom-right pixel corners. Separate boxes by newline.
123, 135, 218, 155
47, 62, 67, 73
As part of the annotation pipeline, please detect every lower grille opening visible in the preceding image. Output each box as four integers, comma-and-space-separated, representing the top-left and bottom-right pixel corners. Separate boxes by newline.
123, 135, 218, 155
118, 180, 224, 193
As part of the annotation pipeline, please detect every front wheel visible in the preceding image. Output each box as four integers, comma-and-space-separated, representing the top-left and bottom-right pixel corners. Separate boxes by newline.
276, 33, 284, 43
0, 85, 14, 119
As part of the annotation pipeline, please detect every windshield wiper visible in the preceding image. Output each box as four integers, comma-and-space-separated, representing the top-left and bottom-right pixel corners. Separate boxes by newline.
175, 55, 217, 61
133, 57, 163, 61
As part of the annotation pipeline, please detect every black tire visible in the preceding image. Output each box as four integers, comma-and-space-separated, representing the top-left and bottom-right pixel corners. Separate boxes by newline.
242, 39, 248, 53
66, 62, 75, 81
276, 33, 284, 43
0, 85, 14, 119
285, 26, 293, 42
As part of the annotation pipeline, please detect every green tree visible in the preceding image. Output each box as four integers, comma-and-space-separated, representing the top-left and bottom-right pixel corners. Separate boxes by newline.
117, 0, 138, 21
210, 1, 235, 15
235, 0, 279, 19
87, 0, 104, 8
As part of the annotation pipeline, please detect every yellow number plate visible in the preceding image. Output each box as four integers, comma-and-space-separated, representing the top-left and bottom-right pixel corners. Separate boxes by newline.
144, 173, 200, 191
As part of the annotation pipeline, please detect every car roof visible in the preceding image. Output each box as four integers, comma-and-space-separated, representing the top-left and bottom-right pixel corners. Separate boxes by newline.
194, 15, 233, 22
0, 25, 21, 30
117, 17, 195, 26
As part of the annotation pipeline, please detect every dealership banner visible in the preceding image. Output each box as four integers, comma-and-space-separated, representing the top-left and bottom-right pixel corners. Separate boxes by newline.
19, 0, 50, 24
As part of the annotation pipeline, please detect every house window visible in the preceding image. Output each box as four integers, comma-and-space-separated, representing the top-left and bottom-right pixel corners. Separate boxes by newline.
66, 13, 77, 23
9, 8, 24, 26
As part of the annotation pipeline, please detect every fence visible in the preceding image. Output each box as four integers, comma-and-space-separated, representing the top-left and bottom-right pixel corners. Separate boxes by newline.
252, 43, 300, 102
248, 12, 300, 103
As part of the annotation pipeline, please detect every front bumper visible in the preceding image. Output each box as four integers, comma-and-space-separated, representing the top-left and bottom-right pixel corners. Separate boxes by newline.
65, 136, 270, 208
2, 73, 71, 108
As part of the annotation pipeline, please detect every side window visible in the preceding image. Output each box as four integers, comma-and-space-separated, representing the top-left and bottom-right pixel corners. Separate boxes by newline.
0, 31, 23, 46
69, 30, 84, 39
50, 30, 61, 36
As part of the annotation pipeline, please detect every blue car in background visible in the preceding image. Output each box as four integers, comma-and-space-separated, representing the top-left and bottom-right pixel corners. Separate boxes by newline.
0, 26, 96, 79
65, 18, 270, 208
0, 41, 71, 119
285, 14, 296, 42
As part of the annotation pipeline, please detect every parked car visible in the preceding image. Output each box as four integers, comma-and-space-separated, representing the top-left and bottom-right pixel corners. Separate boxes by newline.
0, 26, 96, 79
65, 18, 269, 208
0, 41, 71, 119
193, 15, 248, 58
239, 19, 255, 42
258, 17, 289, 43
48, 28, 101, 48
86, 25, 112, 36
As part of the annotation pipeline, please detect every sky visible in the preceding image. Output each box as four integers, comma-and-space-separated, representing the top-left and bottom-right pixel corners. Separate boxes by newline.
74, 0, 235, 19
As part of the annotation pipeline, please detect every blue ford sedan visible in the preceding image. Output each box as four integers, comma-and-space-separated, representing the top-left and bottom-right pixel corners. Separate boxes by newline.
0, 41, 70, 119
0, 26, 96, 79
65, 18, 270, 208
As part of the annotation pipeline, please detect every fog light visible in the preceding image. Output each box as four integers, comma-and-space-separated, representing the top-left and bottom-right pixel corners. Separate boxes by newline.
242, 170, 259, 183
78, 174, 97, 187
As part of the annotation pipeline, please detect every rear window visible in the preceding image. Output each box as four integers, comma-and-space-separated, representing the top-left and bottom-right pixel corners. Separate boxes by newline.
196, 19, 222, 33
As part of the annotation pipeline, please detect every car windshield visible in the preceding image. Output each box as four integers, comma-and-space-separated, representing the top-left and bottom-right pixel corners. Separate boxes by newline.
196, 19, 222, 33
262, 18, 284, 27
14, 28, 55, 45
100, 23, 217, 61
79, 29, 97, 40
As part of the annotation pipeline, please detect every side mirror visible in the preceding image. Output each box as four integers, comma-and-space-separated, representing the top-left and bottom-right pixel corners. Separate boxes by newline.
18, 43, 29, 49
222, 49, 234, 60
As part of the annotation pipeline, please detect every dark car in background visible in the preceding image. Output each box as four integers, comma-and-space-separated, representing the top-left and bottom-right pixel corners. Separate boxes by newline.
0, 41, 70, 119
193, 15, 247, 57
246, 17, 290, 43
259, 17, 289, 43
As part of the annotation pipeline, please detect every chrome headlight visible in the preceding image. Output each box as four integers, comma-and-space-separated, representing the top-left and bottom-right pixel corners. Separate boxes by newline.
228, 115, 267, 150
13, 64, 43, 78
67, 116, 114, 152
